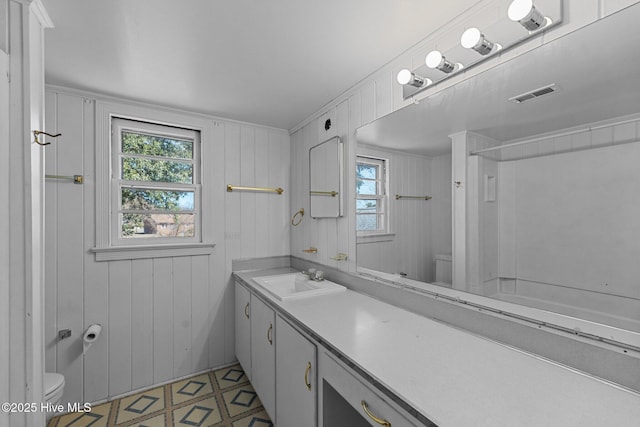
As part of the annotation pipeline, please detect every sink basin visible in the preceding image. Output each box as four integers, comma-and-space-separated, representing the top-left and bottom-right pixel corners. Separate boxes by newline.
252, 273, 346, 301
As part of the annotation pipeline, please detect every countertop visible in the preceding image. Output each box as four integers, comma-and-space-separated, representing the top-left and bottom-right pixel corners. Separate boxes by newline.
234, 268, 640, 427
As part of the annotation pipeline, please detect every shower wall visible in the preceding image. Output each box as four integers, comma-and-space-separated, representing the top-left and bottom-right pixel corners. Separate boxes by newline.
484, 118, 640, 330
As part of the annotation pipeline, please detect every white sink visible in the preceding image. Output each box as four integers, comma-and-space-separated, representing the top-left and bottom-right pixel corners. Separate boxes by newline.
252, 273, 346, 301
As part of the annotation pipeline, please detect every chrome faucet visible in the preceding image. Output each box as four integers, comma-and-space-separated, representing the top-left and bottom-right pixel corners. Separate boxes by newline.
301, 268, 324, 281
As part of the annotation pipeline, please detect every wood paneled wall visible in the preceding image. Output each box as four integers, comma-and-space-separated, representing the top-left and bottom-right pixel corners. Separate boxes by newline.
44, 89, 290, 404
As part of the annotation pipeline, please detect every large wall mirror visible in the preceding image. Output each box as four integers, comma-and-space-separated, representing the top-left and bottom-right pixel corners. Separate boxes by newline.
310, 136, 344, 218
355, 4, 640, 349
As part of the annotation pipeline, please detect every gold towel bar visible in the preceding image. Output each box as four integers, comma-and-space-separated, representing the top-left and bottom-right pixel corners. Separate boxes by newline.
395, 194, 431, 200
45, 174, 84, 184
227, 184, 284, 195
310, 190, 338, 197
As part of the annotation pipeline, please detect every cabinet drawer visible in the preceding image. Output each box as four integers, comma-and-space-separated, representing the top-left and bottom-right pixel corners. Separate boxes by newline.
319, 351, 423, 427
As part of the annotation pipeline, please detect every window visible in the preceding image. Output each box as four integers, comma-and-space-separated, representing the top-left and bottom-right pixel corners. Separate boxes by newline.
356, 156, 388, 234
111, 118, 201, 245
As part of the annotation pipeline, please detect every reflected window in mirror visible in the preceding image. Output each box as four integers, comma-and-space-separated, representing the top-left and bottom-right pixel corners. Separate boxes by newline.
356, 156, 388, 235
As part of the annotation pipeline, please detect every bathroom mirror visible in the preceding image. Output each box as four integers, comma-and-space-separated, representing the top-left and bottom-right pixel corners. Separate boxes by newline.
309, 136, 344, 218
355, 4, 640, 345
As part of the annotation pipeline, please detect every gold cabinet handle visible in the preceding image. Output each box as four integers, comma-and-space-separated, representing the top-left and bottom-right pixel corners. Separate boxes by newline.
244, 302, 250, 319
361, 400, 391, 427
267, 323, 273, 345
304, 361, 312, 391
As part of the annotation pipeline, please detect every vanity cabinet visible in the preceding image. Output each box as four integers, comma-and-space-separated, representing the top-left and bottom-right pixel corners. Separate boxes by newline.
235, 281, 276, 419
276, 315, 317, 427
249, 292, 276, 420
319, 350, 422, 427
234, 282, 252, 379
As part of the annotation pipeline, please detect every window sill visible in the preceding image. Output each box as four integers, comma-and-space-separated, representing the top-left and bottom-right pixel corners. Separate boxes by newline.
356, 233, 395, 244
91, 243, 215, 261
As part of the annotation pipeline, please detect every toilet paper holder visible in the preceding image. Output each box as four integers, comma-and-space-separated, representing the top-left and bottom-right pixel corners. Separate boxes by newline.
58, 329, 71, 341
83, 324, 102, 354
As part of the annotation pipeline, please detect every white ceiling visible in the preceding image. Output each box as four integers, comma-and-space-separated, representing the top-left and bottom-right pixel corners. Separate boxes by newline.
41, 0, 482, 130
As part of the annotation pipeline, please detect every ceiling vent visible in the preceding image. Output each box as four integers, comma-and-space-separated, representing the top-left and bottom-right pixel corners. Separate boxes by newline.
509, 84, 558, 103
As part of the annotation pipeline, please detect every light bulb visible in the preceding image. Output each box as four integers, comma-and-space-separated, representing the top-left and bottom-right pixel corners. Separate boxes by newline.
461, 28, 481, 49
426, 50, 456, 73
396, 69, 431, 88
508, 0, 547, 31
397, 69, 412, 85
508, 0, 533, 21
425, 51, 444, 68
461, 27, 494, 55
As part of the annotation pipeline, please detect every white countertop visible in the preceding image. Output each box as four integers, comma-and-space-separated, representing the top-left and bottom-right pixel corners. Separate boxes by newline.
236, 269, 640, 427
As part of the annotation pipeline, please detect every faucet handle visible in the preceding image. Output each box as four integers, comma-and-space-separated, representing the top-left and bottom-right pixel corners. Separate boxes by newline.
314, 270, 324, 281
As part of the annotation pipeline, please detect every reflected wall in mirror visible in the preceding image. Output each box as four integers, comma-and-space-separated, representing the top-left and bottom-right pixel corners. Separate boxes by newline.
309, 136, 343, 218
354, 4, 640, 338
355, 143, 451, 284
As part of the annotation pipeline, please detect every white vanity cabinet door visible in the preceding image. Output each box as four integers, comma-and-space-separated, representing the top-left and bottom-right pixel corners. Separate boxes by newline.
276, 315, 317, 427
234, 282, 252, 379
250, 295, 276, 421
319, 351, 423, 427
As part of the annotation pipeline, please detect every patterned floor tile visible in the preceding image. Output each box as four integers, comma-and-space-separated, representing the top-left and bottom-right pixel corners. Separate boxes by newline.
221, 384, 262, 418
48, 366, 273, 427
213, 364, 248, 390
125, 413, 167, 427
50, 401, 112, 427
172, 396, 222, 426
171, 373, 214, 405
231, 409, 273, 427
115, 386, 165, 424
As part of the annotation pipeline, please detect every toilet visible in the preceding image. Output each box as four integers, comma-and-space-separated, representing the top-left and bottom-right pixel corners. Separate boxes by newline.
433, 254, 452, 287
44, 372, 65, 420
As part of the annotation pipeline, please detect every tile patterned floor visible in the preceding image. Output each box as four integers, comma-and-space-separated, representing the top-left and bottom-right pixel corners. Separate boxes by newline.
47, 364, 273, 427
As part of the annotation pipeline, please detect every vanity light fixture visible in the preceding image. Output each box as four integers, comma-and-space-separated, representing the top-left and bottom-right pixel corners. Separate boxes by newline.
461, 28, 499, 55
396, 69, 432, 88
425, 50, 461, 74
508, 0, 550, 32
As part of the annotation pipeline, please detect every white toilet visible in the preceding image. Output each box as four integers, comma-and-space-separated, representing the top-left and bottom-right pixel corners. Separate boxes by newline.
44, 372, 65, 420
433, 254, 452, 287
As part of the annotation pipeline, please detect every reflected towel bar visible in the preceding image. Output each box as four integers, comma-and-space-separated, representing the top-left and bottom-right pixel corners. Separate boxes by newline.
227, 184, 284, 194
45, 174, 84, 184
310, 190, 338, 197
395, 194, 432, 200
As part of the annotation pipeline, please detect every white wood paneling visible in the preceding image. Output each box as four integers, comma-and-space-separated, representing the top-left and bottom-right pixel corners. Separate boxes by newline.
54, 93, 85, 405
268, 131, 290, 256
44, 91, 57, 374
131, 258, 153, 390
190, 255, 210, 372
108, 260, 132, 397
0, 49, 10, 427
44, 87, 291, 405
240, 126, 257, 258
152, 257, 173, 385
255, 129, 270, 257
82, 256, 109, 403
172, 256, 192, 378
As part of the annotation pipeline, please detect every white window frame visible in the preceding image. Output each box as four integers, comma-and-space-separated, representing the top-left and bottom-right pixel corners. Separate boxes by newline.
92, 100, 216, 261
356, 155, 389, 236
111, 118, 201, 246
